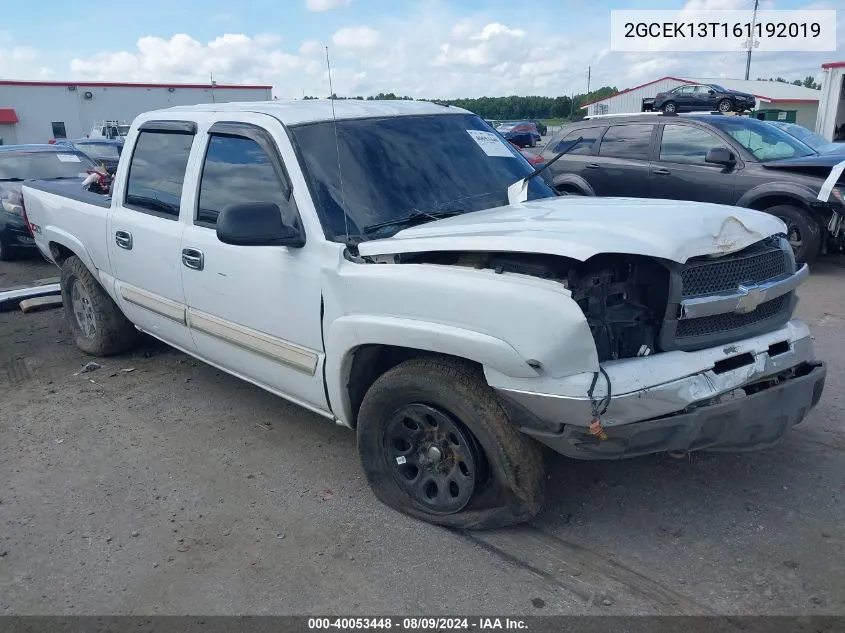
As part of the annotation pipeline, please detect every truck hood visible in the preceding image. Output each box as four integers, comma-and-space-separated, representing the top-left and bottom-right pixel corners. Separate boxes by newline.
356, 197, 786, 264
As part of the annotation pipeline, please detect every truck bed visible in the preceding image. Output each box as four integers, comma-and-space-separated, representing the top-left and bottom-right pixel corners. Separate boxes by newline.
24, 179, 111, 209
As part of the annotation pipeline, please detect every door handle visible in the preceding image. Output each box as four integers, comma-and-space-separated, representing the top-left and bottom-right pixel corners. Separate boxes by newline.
585, 163, 600, 169
181, 248, 204, 271
653, 168, 671, 175
115, 230, 133, 250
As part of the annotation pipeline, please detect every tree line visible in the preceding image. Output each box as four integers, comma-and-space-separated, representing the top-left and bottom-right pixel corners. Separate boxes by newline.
300, 87, 618, 121
756, 76, 822, 90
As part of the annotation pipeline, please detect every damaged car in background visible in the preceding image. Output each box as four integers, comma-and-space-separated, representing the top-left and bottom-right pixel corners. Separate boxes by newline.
22, 101, 825, 529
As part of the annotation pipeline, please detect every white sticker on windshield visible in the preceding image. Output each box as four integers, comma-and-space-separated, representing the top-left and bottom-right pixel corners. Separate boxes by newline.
56, 154, 82, 163
466, 130, 515, 158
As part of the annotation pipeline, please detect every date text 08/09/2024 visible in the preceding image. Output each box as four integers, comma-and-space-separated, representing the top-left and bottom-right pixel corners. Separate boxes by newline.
307, 618, 528, 630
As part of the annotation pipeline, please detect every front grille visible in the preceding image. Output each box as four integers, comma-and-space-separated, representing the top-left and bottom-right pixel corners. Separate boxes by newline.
659, 237, 796, 353
681, 246, 788, 297
676, 294, 790, 340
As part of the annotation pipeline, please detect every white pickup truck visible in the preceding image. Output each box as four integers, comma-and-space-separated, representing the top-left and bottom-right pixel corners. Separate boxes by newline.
22, 100, 826, 528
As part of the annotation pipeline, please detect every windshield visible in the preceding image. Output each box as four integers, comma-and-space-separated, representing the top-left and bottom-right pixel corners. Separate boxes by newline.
0, 151, 95, 180
289, 113, 555, 241
709, 84, 727, 92
705, 116, 816, 162
769, 122, 838, 153
79, 143, 121, 160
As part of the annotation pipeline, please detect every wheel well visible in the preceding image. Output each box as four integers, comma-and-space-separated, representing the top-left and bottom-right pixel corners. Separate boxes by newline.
345, 345, 481, 428
49, 242, 76, 265
748, 195, 813, 215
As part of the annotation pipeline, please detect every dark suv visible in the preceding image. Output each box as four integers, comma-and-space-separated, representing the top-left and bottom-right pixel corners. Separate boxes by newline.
654, 84, 756, 114
541, 113, 845, 263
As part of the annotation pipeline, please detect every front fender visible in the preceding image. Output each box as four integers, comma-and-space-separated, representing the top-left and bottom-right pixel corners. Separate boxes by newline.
736, 182, 819, 210
324, 315, 538, 426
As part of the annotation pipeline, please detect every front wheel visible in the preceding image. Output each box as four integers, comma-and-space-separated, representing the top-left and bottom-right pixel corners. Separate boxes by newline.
661, 101, 677, 114
356, 357, 545, 529
717, 98, 733, 113
766, 204, 821, 265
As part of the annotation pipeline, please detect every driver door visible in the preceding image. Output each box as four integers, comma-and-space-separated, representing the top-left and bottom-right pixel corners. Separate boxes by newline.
179, 114, 329, 414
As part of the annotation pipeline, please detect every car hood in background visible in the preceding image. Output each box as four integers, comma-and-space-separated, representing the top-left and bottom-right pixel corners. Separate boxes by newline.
357, 197, 786, 264
763, 154, 845, 169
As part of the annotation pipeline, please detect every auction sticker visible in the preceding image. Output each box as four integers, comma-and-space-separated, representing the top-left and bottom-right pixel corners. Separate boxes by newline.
56, 154, 82, 163
466, 130, 514, 158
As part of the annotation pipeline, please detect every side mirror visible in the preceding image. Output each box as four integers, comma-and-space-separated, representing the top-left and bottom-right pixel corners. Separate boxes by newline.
216, 202, 305, 248
705, 147, 736, 166
708, 90, 715, 95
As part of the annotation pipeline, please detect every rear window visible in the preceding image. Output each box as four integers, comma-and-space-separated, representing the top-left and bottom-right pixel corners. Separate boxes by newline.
598, 124, 655, 159
124, 130, 194, 219
0, 151, 95, 180
79, 143, 121, 160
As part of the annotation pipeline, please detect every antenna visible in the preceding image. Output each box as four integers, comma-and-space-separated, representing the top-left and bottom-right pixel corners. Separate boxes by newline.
326, 46, 350, 245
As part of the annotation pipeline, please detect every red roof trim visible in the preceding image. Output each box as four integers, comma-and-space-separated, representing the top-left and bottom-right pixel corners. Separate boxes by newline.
0, 108, 18, 124
0, 80, 272, 90
580, 76, 690, 108
822, 61, 845, 69
768, 98, 819, 103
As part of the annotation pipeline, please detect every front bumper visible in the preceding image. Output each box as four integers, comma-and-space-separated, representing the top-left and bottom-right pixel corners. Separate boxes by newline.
492, 319, 826, 460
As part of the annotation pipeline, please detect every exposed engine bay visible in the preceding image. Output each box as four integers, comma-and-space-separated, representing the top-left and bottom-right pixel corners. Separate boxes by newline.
378, 250, 670, 362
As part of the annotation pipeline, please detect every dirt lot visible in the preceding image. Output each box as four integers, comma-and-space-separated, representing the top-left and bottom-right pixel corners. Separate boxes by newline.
1, 253, 844, 616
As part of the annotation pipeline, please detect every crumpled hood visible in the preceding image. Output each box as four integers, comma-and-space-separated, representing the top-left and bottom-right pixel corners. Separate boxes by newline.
357, 197, 787, 264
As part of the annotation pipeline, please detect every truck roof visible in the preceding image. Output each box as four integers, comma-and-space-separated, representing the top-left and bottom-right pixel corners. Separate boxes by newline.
157, 99, 470, 126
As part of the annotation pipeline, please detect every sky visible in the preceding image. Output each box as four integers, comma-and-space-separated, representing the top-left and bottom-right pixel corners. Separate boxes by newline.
0, 0, 842, 99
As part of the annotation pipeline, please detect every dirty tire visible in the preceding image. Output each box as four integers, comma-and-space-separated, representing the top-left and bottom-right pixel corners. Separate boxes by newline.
717, 98, 733, 113
357, 356, 545, 529
661, 101, 677, 114
766, 204, 821, 265
60, 255, 139, 356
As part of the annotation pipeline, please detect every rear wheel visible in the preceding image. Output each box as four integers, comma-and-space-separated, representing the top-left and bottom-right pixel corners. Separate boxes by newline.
717, 98, 733, 113
356, 357, 545, 529
60, 255, 140, 356
661, 101, 677, 114
765, 204, 821, 265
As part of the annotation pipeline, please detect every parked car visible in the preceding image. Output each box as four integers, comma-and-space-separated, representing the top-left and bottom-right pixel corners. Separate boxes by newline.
22, 101, 825, 528
509, 141, 544, 166
529, 120, 548, 137
541, 112, 845, 263
56, 139, 124, 173
0, 144, 99, 260
496, 121, 541, 147
654, 84, 757, 114
767, 121, 845, 156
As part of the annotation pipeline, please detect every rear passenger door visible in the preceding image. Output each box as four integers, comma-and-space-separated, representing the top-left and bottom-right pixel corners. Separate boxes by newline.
179, 115, 329, 414
108, 120, 199, 353
587, 123, 656, 197
650, 123, 738, 205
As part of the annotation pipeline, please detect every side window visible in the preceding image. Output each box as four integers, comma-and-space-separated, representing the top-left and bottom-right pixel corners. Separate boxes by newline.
51, 122, 67, 139
598, 124, 655, 160
553, 126, 605, 154
196, 135, 296, 228
678, 86, 696, 94
659, 125, 725, 165
125, 131, 194, 219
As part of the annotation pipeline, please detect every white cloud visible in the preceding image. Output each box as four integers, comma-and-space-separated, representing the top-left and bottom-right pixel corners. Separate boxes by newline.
306, 0, 350, 11
7, 0, 839, 103
331, 26, 379, 49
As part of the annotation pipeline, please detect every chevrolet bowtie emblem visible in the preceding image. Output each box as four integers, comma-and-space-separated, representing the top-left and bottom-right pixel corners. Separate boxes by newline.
734, 284, 766, 314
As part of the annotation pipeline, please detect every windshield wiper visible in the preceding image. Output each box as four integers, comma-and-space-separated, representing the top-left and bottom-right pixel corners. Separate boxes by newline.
363, 209, 464, 235
507, 136, 583, 204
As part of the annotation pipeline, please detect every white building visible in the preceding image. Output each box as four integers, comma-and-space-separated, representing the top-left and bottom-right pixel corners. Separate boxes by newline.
581, 76, 822, 128
816, 61, 845, 142
0, 80, 273, 145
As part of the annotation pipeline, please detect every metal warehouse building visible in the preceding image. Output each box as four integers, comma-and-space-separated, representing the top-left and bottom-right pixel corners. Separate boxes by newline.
0, 80, 273, 145
581, 77, 821, 128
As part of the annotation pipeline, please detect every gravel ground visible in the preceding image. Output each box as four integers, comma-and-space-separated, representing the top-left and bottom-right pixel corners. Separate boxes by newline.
1, 254, 844, 616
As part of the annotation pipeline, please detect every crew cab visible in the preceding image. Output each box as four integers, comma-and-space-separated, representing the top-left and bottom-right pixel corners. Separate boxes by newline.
22, 101, 826, 529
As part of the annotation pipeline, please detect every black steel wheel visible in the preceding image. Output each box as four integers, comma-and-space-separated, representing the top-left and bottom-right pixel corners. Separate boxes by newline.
384, 403, 484, 514
356, 356, 545, 529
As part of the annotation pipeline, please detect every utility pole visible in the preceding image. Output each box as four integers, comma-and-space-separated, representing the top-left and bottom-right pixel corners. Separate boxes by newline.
587, 66, 591, 97
744, 0, 759, 80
